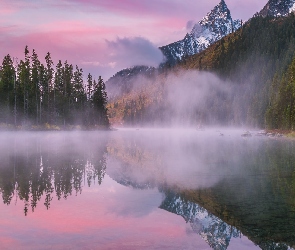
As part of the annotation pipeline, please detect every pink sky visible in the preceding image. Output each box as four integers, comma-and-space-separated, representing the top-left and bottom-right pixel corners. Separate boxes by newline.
0, 0, 267, 80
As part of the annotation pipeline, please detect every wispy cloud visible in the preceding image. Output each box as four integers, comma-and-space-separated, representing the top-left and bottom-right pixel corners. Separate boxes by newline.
106, 37, 165, 68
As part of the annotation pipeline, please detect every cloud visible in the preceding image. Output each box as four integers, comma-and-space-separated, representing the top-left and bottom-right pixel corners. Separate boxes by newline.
106, 36, 165, 68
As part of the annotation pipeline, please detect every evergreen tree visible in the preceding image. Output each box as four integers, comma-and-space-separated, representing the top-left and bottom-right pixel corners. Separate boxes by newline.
0, 54, 15, 124
73, 66, 86, 124
92, 76, 109, 126
44, 52, 54, 124
30, 49, 41, 124
54, 60, 64, 125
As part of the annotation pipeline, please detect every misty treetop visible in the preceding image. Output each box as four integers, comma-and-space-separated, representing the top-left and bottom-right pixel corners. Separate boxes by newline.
0, 46, 109, 129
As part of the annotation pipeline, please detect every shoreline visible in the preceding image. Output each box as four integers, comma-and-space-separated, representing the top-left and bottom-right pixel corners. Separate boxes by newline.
0, 123, 111, 132
265, 129, 295, 138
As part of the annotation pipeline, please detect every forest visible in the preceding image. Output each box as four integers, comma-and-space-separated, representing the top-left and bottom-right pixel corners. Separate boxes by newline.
0, 46, 109, 129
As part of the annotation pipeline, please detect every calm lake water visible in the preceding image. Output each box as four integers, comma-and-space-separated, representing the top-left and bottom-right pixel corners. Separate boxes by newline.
0, 129, 294, 250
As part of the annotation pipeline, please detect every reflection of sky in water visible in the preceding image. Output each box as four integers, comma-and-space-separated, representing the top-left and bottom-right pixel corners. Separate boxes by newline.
0, 129, 291, 249
0, 176, 207, 249
0, 174, 258, 250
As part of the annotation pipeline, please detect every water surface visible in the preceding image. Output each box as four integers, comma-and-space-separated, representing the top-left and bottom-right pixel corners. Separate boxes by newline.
0, 129, 294, 249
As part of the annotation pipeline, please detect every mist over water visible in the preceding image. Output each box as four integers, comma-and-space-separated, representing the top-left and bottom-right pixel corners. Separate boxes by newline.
0, 130, 294, 249
107, 128, 259, 189
0, 128, 286, 197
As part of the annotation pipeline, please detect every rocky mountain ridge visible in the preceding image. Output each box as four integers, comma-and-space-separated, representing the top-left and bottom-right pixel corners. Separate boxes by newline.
258, 0, 295, 17
159, 0, 242, 65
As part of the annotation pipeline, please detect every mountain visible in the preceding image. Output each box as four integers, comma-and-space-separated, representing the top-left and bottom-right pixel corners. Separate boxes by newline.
108, 13, 295, 128
106, 0, 241, 98
258, 0, 295, 17
106, 1, 295, 129
160, 0, 242, 65
177, 14, 295, 128
106, 66, 157, 98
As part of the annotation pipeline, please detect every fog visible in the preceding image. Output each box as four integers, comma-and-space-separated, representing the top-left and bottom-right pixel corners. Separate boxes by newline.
107, 68, 256, 128
0, 128, 272, 199
106, 128, 268, 190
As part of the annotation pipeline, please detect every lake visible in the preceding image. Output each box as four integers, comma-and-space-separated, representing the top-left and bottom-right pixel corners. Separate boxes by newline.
0, 129, 294, 250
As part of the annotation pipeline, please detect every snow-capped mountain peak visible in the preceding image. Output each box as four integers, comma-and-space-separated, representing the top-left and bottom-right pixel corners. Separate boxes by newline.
200, 0, 231, 25
160, 0, 242, 65
259, 0, 295, 17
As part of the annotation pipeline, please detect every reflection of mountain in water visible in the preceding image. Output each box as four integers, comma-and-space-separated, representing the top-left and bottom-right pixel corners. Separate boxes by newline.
160, 192, 240, 250
0, 133, 108, 216
107, 131, 295, 249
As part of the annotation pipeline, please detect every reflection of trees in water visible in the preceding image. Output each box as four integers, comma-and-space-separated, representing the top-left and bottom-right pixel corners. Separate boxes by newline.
0, 138, 107, 216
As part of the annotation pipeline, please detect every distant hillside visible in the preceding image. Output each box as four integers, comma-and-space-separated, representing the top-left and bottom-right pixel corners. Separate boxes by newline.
107, 9, 295, 129
106, 66, 157, 99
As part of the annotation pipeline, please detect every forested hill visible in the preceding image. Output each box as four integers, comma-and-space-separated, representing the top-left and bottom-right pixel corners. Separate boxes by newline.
0, 46, 109, 130
176, 14, 295, 129
108, 14, 295, 128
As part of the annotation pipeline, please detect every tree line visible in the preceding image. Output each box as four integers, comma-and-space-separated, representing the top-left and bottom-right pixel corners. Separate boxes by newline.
0, 46, 109, 128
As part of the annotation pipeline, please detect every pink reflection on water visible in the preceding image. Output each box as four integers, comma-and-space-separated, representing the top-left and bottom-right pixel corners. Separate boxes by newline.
0, 175, 211, 250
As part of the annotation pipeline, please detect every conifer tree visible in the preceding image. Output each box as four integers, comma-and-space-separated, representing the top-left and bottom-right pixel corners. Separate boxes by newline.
45, 52, 54, 124
30, 49, 41, 124
0, 54, 15, 123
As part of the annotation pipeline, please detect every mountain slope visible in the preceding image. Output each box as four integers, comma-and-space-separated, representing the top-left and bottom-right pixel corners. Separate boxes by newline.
108, 14, 295, 127
259, 0, 295, 17
106, 66, 157, 99
106, 0, 241, 109
106, 1, 240, 98
177, 14, 295, 127
160, 0, 242, 65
